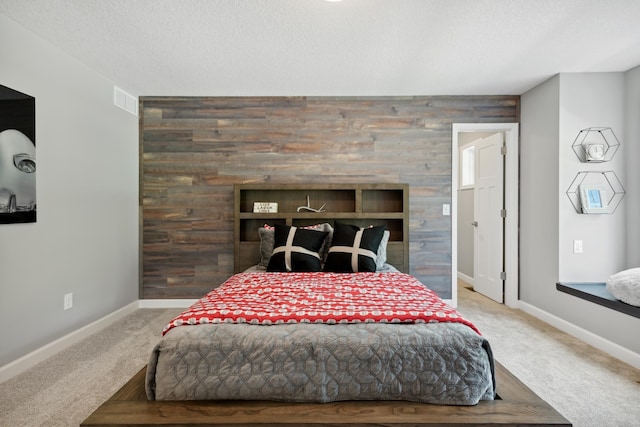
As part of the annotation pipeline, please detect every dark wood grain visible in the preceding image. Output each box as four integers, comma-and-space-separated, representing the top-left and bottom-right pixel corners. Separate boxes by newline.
140, 96, 519, 299
81, 362, 571, 426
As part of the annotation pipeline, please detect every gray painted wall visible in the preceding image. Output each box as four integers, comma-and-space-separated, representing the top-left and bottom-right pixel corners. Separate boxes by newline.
0, 14, 139, 366
625, 65, 640, 266
520, 73, 640, 356
558, 73, 627, 282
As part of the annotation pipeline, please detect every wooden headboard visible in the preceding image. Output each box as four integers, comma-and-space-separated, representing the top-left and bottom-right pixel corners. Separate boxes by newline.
234, 183, 409, 273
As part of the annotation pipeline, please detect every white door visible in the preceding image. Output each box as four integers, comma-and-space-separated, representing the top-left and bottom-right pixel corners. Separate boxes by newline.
473, 132, 504, 303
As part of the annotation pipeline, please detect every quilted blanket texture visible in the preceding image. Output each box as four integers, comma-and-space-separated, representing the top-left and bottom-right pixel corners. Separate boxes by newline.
146, 272, 495, 404
162, 272, 480, 334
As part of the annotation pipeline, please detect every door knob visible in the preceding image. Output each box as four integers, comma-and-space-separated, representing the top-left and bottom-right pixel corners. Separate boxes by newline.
472, 221, 478, 227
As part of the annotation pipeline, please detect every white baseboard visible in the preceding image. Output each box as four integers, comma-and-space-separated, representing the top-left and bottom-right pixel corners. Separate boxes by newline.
518, 300, 640, 369
0, 301, 139, 384
457, 272, 474, 286
0, 298, 198, 384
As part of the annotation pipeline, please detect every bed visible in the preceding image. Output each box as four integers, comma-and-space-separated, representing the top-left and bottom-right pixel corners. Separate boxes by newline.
81, 184, 571, 426
145, 271, 496, 405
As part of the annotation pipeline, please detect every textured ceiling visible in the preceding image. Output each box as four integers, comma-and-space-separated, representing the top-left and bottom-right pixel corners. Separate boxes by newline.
1, 0, 640, 97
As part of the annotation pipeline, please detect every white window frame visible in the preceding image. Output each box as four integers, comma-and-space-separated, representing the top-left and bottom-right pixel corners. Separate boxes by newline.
459, 142, 475, 190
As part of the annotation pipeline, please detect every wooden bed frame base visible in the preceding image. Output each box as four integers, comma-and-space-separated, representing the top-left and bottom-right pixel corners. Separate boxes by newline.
81, 362, 571, 426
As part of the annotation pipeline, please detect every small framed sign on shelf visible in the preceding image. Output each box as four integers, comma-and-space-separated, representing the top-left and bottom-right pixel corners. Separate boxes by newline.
253, 202, 278, 213
579, 184, 609, 214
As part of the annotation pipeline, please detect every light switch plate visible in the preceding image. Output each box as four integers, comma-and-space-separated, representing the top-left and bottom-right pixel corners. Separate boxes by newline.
573, 240, 583, 253
64, 293, 73, 310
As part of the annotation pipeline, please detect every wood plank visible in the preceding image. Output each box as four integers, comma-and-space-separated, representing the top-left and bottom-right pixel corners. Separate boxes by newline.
81, 362, 571, 427
140, 96, 520, 300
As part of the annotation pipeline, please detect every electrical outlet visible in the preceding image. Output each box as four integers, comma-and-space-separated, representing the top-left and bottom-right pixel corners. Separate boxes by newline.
64, 293, 73, 310
442, 204, 450, 216
573, 240, 583, 254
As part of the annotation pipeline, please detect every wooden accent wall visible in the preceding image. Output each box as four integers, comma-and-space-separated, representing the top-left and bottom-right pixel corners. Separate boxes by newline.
140, 96, 519, 299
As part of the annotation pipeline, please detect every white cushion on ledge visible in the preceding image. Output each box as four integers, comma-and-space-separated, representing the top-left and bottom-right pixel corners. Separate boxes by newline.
606, 268, 640, 307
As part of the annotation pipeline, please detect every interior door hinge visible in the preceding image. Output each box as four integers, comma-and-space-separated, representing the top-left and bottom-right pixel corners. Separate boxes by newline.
500, 145, 507, 155
500, 271, 506, 280
500, 209, 507, 218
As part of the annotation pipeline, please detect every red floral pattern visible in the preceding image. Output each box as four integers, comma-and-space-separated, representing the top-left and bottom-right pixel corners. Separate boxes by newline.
163, 272, 480, 335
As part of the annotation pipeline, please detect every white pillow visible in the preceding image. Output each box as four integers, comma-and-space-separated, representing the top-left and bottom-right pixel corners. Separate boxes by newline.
375, 230, 390, 271
606, 268, 640, 307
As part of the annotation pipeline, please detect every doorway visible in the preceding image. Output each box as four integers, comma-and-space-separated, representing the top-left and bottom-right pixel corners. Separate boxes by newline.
452, 123, 519, 308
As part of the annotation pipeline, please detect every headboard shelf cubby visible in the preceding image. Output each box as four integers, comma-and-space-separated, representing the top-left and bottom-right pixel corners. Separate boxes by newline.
234, 183, 409, 273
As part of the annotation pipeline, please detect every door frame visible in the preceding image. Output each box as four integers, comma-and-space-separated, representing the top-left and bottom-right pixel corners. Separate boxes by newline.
452, 123, 519, 308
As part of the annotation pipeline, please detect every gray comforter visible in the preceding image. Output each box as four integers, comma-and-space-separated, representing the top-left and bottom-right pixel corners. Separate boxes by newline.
146, 321, 495, 405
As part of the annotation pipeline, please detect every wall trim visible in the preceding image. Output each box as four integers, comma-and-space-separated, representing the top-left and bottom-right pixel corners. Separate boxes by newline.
0, 299, 198, 384
0, 301, 139, 384
457, 272, 474, 286
518, 300, 640, 369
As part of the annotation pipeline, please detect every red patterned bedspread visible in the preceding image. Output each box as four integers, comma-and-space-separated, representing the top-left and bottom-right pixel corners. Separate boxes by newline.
163, 272, 480, 335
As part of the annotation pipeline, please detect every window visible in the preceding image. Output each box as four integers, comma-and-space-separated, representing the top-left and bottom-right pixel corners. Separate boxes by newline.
460, 144, 475, 189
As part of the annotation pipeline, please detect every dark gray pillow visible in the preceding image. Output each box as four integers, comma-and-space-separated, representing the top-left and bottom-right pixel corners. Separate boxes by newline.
258, 226, 276, 268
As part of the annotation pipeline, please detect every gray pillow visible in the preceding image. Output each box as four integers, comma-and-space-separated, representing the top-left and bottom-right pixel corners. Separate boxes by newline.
376, 230, 390, 270
258, 226, 276, 268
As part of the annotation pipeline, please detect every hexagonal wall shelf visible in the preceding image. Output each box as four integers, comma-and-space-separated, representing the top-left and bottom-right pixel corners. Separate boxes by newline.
571, 127, 620, 163
566, 171, 625, 214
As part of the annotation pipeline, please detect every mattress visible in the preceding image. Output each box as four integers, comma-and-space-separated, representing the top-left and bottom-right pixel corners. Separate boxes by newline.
146, 272, 495, 405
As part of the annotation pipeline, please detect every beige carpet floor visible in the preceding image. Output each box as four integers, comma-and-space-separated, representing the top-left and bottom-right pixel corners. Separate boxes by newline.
455, 281, 640, 427
0, 282, 639, 426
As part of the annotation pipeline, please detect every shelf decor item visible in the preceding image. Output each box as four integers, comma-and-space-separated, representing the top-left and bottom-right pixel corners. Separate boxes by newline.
296, 194, 326, 213
566, 171, 625, 214
578, 184, 608, 214
571, 127, 620, 163
253, 202, 278, 213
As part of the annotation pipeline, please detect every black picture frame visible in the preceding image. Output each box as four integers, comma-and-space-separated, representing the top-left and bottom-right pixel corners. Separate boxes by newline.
0, 84, 36, 224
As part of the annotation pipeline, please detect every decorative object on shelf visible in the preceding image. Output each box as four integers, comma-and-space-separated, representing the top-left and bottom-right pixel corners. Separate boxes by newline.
296, 194, 326, 213
566, 171, 625, 214
253, 202, 278, 213
585, 143, 605, 162
571, 127, 620, 163
578, 184, 608, 214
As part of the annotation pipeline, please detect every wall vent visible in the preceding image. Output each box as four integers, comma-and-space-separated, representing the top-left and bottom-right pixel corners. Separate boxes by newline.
113, 86, 138, 116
